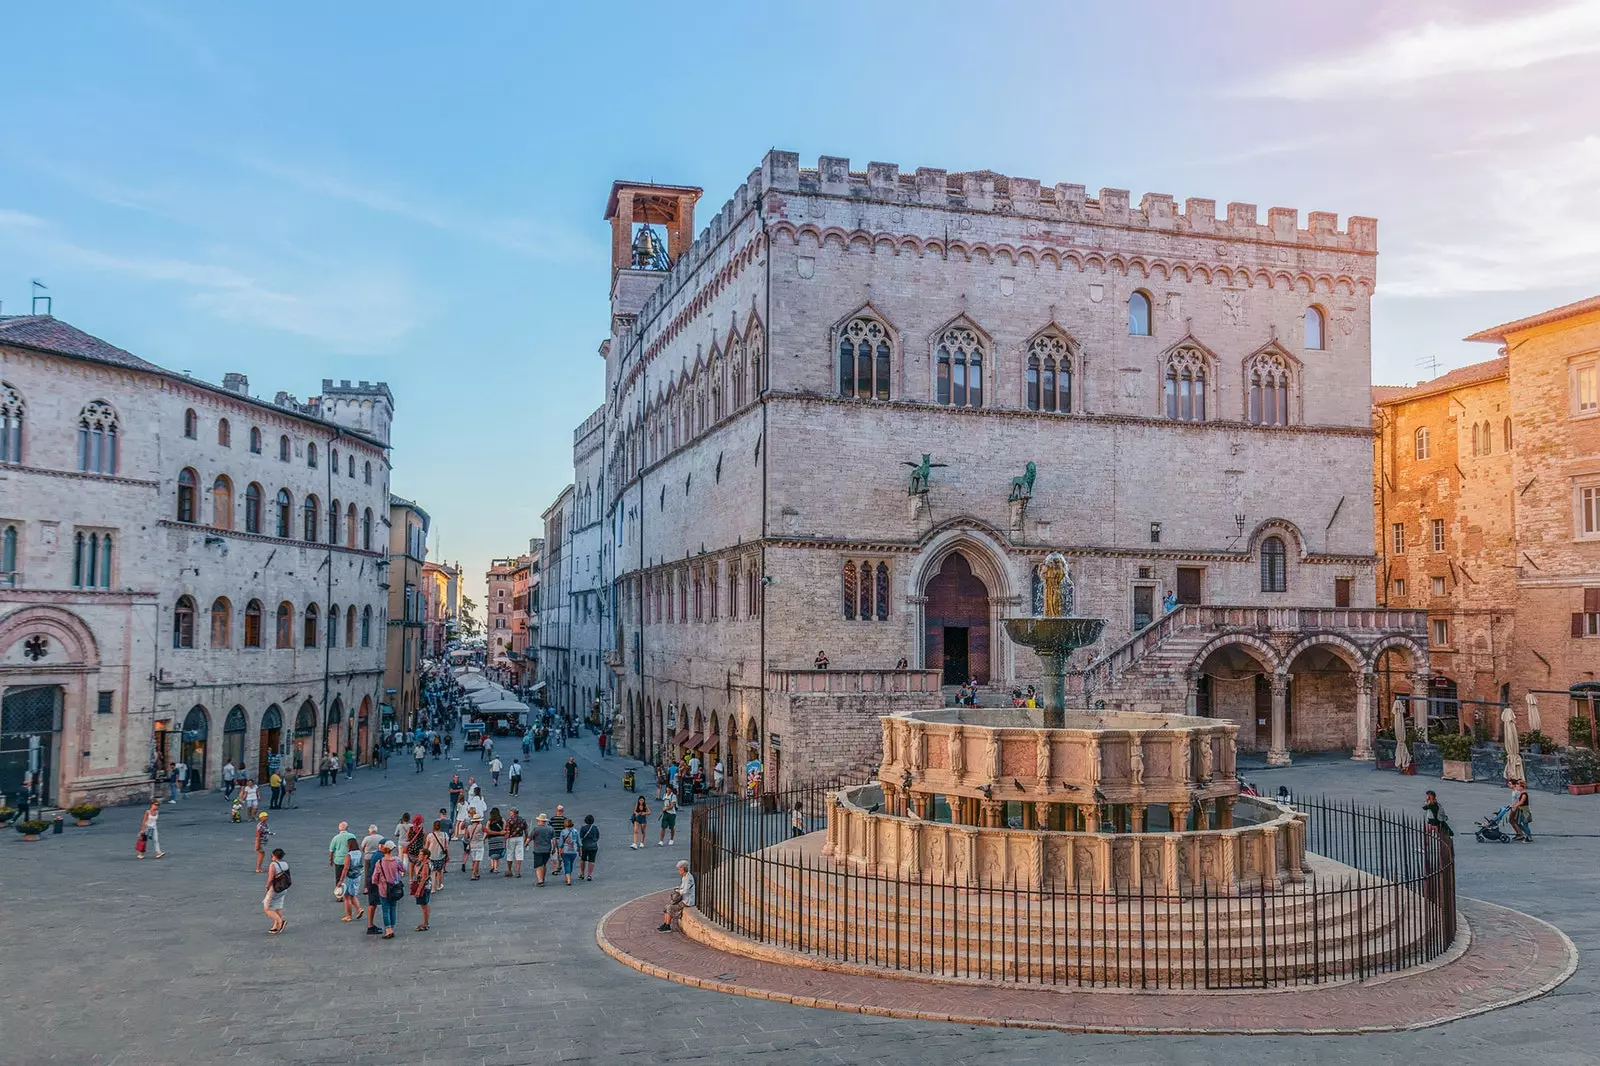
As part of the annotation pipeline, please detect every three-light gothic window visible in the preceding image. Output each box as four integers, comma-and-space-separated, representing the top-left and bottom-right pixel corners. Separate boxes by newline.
1245, 351, 1292, 426
0, 381, 23, 465
71, 530, 113, 588
935, 324, 984, 408
77, 401, 119, 474
837, 315, 892, 400
1163, 347, 1209, 422
1026, 333, 1072, 413
841, 559, 891, 621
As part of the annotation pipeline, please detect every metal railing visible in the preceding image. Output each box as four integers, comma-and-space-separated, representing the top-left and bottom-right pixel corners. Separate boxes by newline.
691, 785, 1455, 990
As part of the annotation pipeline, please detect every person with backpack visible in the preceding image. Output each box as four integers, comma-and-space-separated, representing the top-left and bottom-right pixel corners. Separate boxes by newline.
556, 818, 581, 886
263, 848, 290, 934
371, 841, 405, 939
577, 814, 600, 881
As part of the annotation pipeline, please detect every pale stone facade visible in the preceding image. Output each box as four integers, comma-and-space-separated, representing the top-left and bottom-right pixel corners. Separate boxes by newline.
0, 316, 393, 806
538, 486, 574, 719
569, 406, 610, 725
588, 152, 1425, 788
421, 559, 460, 658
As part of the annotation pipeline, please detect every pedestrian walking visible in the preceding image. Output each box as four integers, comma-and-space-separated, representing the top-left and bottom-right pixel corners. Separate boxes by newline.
414, 743, 426, 773
328, 821, 358, 895
339, 841, 365, 922
508, 759, 522, 795
343, 748, 355, 777
268, 769, 283, 810
167, 762, 180, 803
485, 808, 507, 874
222, 760, 238, 799
657, 860, 694, 932
327, 754, 340, 786
505, 808, 527, 878
467, 814, 486, 880
489, 755, 503, 787
426, 819, 450, 891
630, 797, 650, 848
264, 848, 290, 934
138, 798, 164, 859
565, 755, 577, 793
395, 812, 412, 846
405, 814, 426, 872
655, 764, 667, 801
372, 842, 404, 938
253, 812, 271, 873
556, 818, 580, 885
530, 813, 554, 887
359, 823, 384, 933
448, 773, 464, 824
318, 755, 331, 787
410, 841, 432, 931
1509, 779, 1534, 842
791, 800, 806, 838
657, 789, 678, 846
578, 814, 599, 881
243, 779, 260, 821
597, 731, 607, 758
282, 768, 297, 808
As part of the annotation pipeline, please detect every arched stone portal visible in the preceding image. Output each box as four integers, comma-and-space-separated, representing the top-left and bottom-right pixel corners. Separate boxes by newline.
924, 551, 991, 685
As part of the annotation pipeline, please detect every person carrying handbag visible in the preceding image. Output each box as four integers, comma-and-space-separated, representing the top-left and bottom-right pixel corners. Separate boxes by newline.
372, 842, 404, 939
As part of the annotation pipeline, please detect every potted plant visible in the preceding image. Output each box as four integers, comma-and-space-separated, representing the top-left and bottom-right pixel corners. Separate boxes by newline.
68, 804, 102, 827
1523, 729, 1554, 755
1438, 733, 1474, 781
1567, 748, 1599, 795
14, 819, 50, 840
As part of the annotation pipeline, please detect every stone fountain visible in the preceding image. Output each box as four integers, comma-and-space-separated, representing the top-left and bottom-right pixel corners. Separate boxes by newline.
1003, 553, 1104, 727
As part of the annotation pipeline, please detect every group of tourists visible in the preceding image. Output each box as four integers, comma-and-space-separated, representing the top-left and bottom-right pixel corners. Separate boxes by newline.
445, 771, 600, 885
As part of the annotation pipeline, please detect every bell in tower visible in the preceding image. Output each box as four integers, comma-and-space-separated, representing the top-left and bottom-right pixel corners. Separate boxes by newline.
631, 223, 671, 271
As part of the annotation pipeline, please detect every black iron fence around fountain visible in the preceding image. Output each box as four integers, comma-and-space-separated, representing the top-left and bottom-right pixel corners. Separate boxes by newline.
690, 786, 1456, 991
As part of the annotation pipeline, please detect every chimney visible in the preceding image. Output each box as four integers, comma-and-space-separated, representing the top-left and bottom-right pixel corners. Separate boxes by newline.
222, 372, 249, 395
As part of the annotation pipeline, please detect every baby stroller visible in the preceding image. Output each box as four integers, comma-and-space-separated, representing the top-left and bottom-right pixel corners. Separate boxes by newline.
1474, 804, 1513, 843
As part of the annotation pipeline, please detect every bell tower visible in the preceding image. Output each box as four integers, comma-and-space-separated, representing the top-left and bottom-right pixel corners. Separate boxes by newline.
604, 181, 702, 315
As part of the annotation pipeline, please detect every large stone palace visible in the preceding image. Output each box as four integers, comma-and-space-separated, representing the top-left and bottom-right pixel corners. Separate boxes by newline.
595, 151, 1428, 789
1, 315, 394, 806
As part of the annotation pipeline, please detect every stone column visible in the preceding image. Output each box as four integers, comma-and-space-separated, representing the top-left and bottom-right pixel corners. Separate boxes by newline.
1409, 673, 1430, 736
980, 799, 1002, 828
1131, 803, 1147, 833
1217, 795, 1235, 829
1184, 673, 1199, 716
1167, 802, 1187, 832
1267, 673, 1292, 766
1352, 671, 1376, 761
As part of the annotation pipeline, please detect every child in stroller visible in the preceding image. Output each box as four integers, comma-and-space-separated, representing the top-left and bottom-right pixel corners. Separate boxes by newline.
1474, 804, 1513, 843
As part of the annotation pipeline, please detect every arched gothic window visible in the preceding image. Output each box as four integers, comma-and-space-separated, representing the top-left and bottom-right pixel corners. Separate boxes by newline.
362, 508, 374, 551
1163, 347, 1209, 421
217, 417, 231, 447
275, 602, 293, 648
210, 597, 232, 648
837, 316, 891, 400
249, 426, 262, 453
307, 442, 318, 469
275, 489, 293, 537
1304, 306, 1326, 350
327, 603, 340, 648
303, 602, 319, 648
177, 468, 198, 522
77, 400, 119, 474
363, 461, 372, 485
1, 524, 17, 585
302, 494, 320, 541
183, 408, 198, 439
212, 475, 233, 529
841, 559, 890, 621
330, 448, 339, 474
747, 322, 765, 398
361, 605, 373, 647
1128, 291, 1152, 336
1260, 535, 1287, 593
1246, 351, 1292, 426
1503, 416, 1513, 450
935, 323, 985, 408
1414, 427, 1430, 460
71, 530, 112, 588
243, 599, 263, 647
173, 595, 196, 648
346, 503, 357, 547
240, 482, 260, 534
345, 604, 357, 646
1026, 333, 1072, 413
0, 381, 23, 465
279, 435, 291, 462
328, 499, 340, 544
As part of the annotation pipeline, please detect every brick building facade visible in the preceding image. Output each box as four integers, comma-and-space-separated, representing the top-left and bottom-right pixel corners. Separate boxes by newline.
592, 151, 1426, 789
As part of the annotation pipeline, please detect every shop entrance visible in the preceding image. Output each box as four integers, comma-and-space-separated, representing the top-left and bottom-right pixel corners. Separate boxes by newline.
1, 685, 61, 806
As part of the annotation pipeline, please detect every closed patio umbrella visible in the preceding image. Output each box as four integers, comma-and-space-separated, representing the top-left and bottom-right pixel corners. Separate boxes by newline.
1524, 692, 1541, 734
1393, 698, 1412, 772
1502, 704, 1524, 783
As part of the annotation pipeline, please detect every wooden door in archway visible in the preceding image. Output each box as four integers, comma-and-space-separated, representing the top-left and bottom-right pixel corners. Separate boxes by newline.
923, 551, 991, 684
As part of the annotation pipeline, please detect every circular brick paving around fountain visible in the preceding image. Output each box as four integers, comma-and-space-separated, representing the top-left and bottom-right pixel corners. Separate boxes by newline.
597, 892, 1575, 1035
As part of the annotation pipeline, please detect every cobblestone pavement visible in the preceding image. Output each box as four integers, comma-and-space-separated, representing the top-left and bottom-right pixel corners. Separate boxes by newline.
1, 750, 1595, 1065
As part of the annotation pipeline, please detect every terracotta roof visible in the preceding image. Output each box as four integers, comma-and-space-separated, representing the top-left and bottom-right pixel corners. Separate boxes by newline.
1465, 294, 1600, 343
1372, 356, 1509, 406
0, 315, 161, 372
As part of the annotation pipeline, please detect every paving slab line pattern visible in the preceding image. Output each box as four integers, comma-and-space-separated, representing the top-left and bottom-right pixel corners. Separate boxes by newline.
598, 892, 1576, 1035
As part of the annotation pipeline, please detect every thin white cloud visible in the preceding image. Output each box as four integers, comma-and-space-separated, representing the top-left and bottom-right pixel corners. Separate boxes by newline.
1240, 3, 1600, 99
241, 155, 599, 263
0, 212, 423, 351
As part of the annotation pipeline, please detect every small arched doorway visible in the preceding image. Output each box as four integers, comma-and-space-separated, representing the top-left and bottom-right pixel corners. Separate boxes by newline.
181, 705, 209, 790
223, 706, 248, 772
924, 551, 991, 684
258, 705, 282, 781
293, 701, 317, 772
358, 696, 371, 760
326, 699, 344, 763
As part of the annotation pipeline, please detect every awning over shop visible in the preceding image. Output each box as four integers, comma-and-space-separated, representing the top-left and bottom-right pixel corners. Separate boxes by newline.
684, 733, 704, 752
672, 727, 693, 746
528, 681, 546, 693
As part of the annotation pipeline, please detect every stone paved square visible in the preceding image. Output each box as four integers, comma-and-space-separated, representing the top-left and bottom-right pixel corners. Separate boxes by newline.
1, 747, 1593, 1065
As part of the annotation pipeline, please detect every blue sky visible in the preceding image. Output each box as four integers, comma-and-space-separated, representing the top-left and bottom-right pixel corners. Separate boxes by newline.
3, 2, 1597, 605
